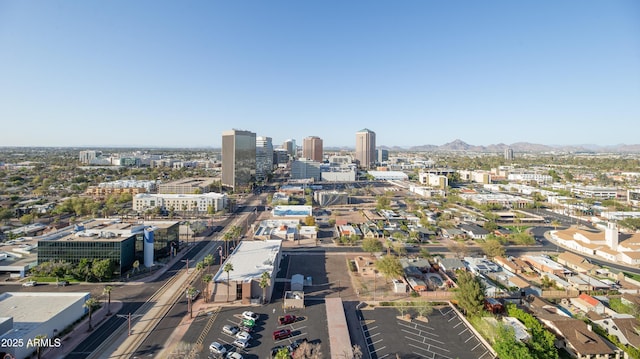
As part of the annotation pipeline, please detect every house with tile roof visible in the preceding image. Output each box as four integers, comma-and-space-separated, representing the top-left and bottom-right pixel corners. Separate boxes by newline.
571, 293, 605, 314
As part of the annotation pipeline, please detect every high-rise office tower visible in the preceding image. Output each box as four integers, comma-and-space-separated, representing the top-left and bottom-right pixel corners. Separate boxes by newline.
504, 148, 514, 160
222, 129, 256, 189
256, 136, 274, 181
282, 139, 296, 159
303, 136, 323, 162
376, 149, 389, 163
355, 128, 376, 169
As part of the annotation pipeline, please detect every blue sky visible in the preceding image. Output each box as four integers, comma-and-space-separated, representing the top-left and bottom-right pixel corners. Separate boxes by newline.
1, 1, 639, 148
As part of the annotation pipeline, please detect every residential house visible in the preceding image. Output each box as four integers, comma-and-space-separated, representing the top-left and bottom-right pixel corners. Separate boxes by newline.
594, 317, 640, 350
571, 294, 605, 315
458, 223, 489, 240
524, 255, 568, 276
540, 316, 623, 359
437, 258, 466, 272
557, 252, 597, 274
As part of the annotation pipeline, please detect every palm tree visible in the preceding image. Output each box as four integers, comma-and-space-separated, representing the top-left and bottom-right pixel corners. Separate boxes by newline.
223, 232, 233, 259
84, 297, 99, 331
203, 254, 214, 272
551, 219, 561, 231
223, 262, 234, 302
34, 334, 47, 359
103, 285, 113, 315
202, 274, 213, 303
259, 271, 271, 304
186, 287, 197, 318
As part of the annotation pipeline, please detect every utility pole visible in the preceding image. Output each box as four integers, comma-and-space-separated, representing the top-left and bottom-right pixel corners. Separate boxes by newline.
116, 313, 143, 336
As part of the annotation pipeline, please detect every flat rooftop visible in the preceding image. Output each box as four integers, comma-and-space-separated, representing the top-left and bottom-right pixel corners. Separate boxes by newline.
214, 240, 281, 283
0, 292, 89, 339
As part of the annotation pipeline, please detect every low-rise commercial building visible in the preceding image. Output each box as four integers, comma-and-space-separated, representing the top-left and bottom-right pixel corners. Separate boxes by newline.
212, 240, 282, 304
0, 292, 90, 359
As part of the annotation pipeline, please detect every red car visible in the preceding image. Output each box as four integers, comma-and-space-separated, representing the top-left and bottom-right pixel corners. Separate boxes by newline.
272, 329, 292, 340
278, 314, 297, 325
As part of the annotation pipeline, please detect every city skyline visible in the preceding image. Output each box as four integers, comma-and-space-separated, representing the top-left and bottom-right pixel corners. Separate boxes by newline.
1, 1, 639, 148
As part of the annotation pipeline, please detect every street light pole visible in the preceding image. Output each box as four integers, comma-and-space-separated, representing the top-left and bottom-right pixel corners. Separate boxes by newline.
116, 313, 143, 336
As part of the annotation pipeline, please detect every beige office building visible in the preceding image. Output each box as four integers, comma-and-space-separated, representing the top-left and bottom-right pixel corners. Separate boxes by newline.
303, 136, 323, 162
222, 130, 256, 189
355, 128, 376, 169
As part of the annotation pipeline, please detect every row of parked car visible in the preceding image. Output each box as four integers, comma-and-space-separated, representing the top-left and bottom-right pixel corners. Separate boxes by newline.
209, 311, 260, 358
209, 311, 305, 358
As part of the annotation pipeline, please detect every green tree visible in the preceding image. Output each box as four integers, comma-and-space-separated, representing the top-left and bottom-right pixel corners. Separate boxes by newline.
92, 259, 113, 282
223, 262, 234, 302
416, 300, 434, 319
304, 215, 316, 226
418, 248, 432, 259
493, 324, 534, 359
362, 238, 383, 255
376, 195, 391, 210
480, 239, 505, 259
506, 304, 558, 359
454, 270, 485, 317
259, 271, 271, 304
275, 347, 290, 359
375, 255, 403, 282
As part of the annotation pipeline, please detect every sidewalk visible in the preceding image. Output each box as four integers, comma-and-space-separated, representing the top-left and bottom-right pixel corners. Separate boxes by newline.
44, 300, 124, 359
41, 240, 200, 359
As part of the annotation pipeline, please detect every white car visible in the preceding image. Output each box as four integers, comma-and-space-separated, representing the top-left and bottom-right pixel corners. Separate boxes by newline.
222, 325, 239, 336
22, 280, 37, 287
225, 352, 244, 359
241, 311, 258, 321
235, 331, 252, 341
209, 341, 227, 355
233, 338, 250, 349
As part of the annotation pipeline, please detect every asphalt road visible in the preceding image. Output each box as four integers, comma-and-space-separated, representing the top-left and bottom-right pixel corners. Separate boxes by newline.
132, 240, 223, 358
65, 241, 208, 359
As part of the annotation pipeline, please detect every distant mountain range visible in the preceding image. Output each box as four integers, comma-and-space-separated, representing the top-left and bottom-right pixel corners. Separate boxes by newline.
368, 139, 640, 153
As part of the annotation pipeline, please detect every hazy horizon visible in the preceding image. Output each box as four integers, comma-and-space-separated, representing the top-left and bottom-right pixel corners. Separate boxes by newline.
2, 1, 639, 148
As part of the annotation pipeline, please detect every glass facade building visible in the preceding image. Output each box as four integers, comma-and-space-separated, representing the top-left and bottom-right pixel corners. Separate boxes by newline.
37, 222, 179, 275
38, 237, 136, 274
222, 130, 257, 189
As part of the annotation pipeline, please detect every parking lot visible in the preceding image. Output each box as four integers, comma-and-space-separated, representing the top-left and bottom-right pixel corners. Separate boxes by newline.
187, 301, 329, 358
360, 306, 494, 359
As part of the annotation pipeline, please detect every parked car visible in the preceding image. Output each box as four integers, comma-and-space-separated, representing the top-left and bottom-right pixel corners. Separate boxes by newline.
209, 341, 227, 355
22, 280, 37, 287
235, 331, 252, 341
233, 338, 250, 349
222, 325, 239, 336
242, 311, 258, 321
278, 314, 297, 325
56, 280, 69, 287
241, 318, 256, 328
239, 324, 255, 333
225, 352, 244, 359
272, 329, 292, 341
